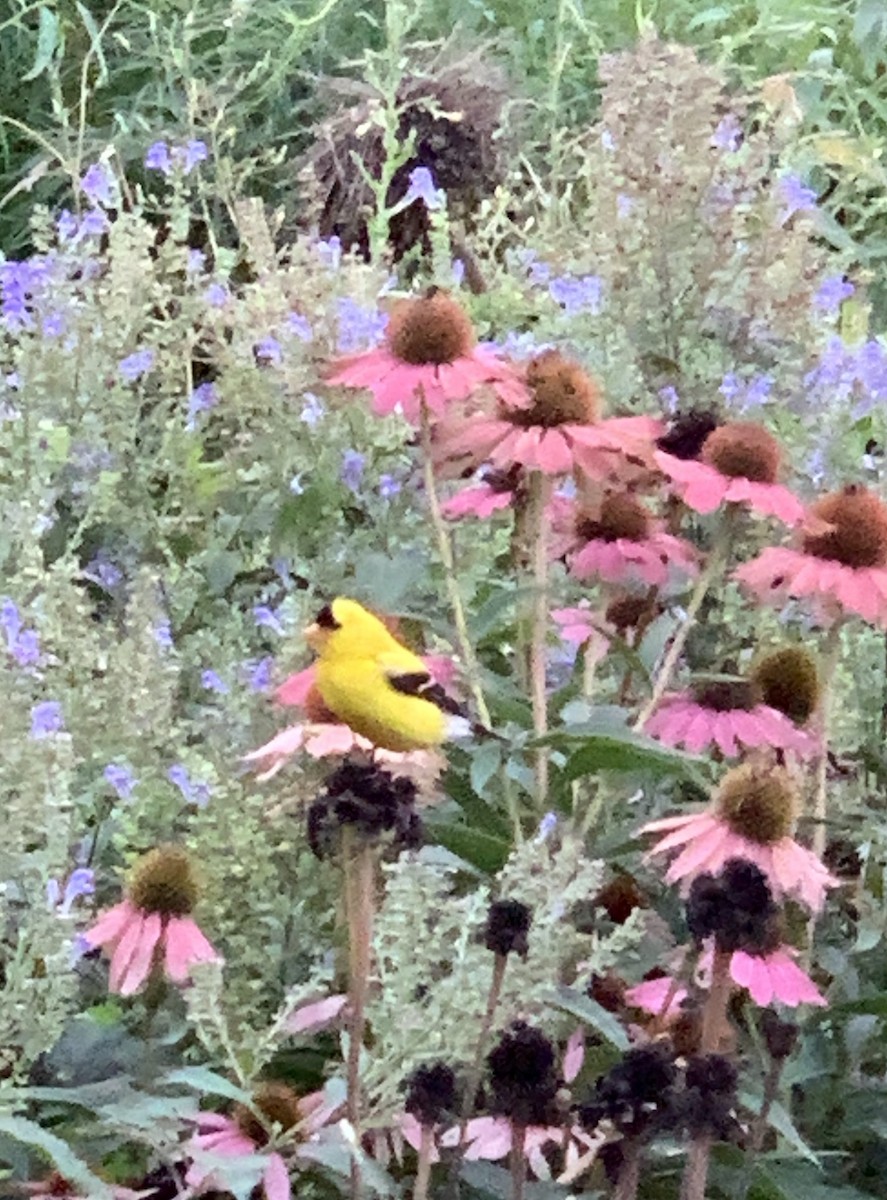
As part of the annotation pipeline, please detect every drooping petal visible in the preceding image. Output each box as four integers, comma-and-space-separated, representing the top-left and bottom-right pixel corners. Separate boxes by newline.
264, 1152, 292, 1200
118, 911, 163, 997
563, 1028, 585, 1083
164, 915, 220, 984
275, 666, 317, 707
84, 900, 139, 951
108, 909, 149, 993
285, 993, 348, 1034
729, 951, 774, 1006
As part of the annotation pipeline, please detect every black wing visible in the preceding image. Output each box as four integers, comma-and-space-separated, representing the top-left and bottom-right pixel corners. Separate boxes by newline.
387, 670, 467, 717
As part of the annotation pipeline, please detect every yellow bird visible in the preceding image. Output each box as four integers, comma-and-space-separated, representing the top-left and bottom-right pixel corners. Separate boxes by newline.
303, 598, 472, 752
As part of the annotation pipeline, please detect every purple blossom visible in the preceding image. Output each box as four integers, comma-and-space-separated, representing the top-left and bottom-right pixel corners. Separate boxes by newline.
451, 259, 465, 287
77, 209, 109, 241
778, 174, 817, 225
1, 257, 52, 331
712, 114, 742, 153
379, 473, 401, 499
186, 381, 218, 430
534, 812, 558, 844
187, 249, 207, 273
814, 276, 855, 313
47, 868, 95, 916
658, 385, 680, 414
616, 193, 634, 219
145, 141, 173, 175
335, 297, 388, 353
244, 655, 274, 692
403, 166, 444, 210
118, 349, 155, 382
167, 764, 212, 808
80, 163, 114, 208
299, 392, 325, 426
720, 372, 773, 413
153, 619, 174, 650
176, 140, 208, 175
56, 210, 79, 242
30, 700, 64, 739
287, 313, 313, 342
528, 260, 552, 285
11, 628, 40, 667
497, 330, 554, 360
104, 762, 137, 800
548, 274, 604, 316
42, 311, 66, 338
83, 556, 122, 592
204, 282, 229, 307
1, 597, 21, 644
340, 449, 366, 493
255, 335, 282, 365
314, 236, 342, 270
201, 668, 229, 694
254, 604, 285, 635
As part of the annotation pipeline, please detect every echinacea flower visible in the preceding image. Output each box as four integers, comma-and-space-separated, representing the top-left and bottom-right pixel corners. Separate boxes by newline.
187, 1081, 339, 1200
327, 288, 523, 422
727, 946, 826, 1007
551, 492, 698, 587
84, 845, 220, 995
441, 467, 520, 520
645, 680, 816, 758
434, 349, 659, 479
736, 484, 887, 625
624, 975, 689, 1021
655, 421, 803, 524
641, 763, 836, 912
439, 1117, 597, 1178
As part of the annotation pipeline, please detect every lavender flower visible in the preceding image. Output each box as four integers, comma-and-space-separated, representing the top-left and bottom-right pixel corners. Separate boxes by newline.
601, 129, 616, 151
379, 473, 401, 499
254, 604, 285, 635
145, 141, 173, 175
42, 311, 65, 338
104, 762, 137, 800
255, 335, 282, 365
201, 668, 229, 694
80, 163, 114, 208
176, 140, 208, 175
47, 868, 95, 916
778, 174, 817, 225
56, 210, 79, 242
403, 166, 444, 210
244, 656, 274, 692
83, 556, 123, 591
340, 449, 366, 493
299, 392, 325, 427
548, 274, 603, 316
186, 382, 218, 430
167, 764, 211, 808
203, 282, 229, 308
314, 236, 342, 270
77, 210, 109, 241
335, 297, 388, 353
814, 276, 855, 313
712, 114, 742, 153
534, 812, 558, 844
451, 258, 465, 287
187, 249, 207, 274
118, 349, 155, 382
153, 619, 174, 650
616, 193, 634, 219
1, 597, 21, 644
658, 385, 680, 414
11, 628, 40, 667
287, 312, 313, 342
1, 257, 52, 331
30, 700, 64, 739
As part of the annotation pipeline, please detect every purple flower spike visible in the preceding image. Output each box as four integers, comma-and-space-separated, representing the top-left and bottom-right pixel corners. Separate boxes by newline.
104, 762, 137, 800
201, 668, 229, 694
287, 313, 313, 342
299, 392, 325, 427
814, 276, 855, 313
379, 473, 401, 499
254, 605, 285, 635
145, 141, 172, 176
59, 868, 96, 915
403, 166, 444, 210
245, 656, 274, 692
168, 763, 212, 808
186, 382, 218, 430
778, 174, 817, 225
340, 449, 366, 493
335, 298, 388, 353
255, 336, 283, 365
80, 163, 114, 208
178, 140, 208, 175
30, 700, 64, 739
119, 349, 155, 382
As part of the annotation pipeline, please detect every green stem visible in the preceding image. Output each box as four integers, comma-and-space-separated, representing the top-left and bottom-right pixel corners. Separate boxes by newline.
812, 621, 843, 863
528, 472, 552, 807
343, 835, 376, 1200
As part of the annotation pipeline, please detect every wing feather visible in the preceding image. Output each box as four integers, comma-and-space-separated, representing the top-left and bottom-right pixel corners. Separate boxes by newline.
384, 668, 467, 717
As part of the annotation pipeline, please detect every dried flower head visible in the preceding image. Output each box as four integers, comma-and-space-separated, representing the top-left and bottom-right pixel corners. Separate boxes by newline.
593, 874, 647, 923
388, 288, 475, 366
234, 1081, 303, 1146
701, 421, 782, 484
686, 858, 780, 953
128, 845, 199, 916
511, 350, 602, 428
680, 1054, 739, 1141
483, 898, 532, 958
578, 1044, 677, 1138
715, 763, 798, 844
657, 409, 720, 461
487, 1021, 559, 1126
802, 485, 887, 568
750, 646, 820, 725
307, 762, 423, 858
759, 1010, 800, 1059
404, 1062, 458, 1126
577, 493, 651, 543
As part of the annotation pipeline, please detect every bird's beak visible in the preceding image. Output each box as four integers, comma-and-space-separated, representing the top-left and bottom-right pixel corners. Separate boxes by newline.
303, 622, 323, 651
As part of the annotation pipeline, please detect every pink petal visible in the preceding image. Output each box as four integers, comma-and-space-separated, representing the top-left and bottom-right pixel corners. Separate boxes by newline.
275, 666, 317, 707
164, 916, 219, 984
118, 911, 163, 997
711, 713, 739, 758
665, 823, 733, 884
625, 977, 688, 1017
441, 485, 513, 520
108, 909, 150, 994
326, 348, 392, 389
683, 471, 728, 513
563, 1028, 585, 1083
534, 429, 575, 473
682, 710, 718, 755
242, 725, 307, 767
304, 725, 361, 757
464, 1117, 513, 1161
285, 994, 349, 1034
264, 1153, 291, 1200
84, 900, 138, 951
730, 951, 773, 1006
194, 1112, 239, 1133
764, 951, 826, 1007
194, 1128, 256, 1155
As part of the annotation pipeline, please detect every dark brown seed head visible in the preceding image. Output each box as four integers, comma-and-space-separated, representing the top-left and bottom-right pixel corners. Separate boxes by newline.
577, 493, 651, 543
593, 874, 648, 923
234, 1081, 303, 1146
751, 646, 820, 724
509, 349, 601, 428
691, 678, 760, 713
605, 593, 656, 632
387, 288, 475, 365
802, 485, 887, 568
657, 409, 720, 460
715, 764, 798, 844
701, 421, 782, 483
589, 973, 628, 1013
128, 845, 199, 916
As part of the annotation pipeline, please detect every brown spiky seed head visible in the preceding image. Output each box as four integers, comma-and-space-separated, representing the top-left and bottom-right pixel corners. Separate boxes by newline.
802, 485, 887, 568
235, 1081, 303, 1146
577, 493, 651, 543
715, 764, 799, 844
511, 349, 602, 428
128, 845, 198, 916
387, 288, 475, 365
593, 874, 647, 923
605, 593, 655, 632
751, 647, 820, 725
691, 678, 760, 713
701, 421, 782, 483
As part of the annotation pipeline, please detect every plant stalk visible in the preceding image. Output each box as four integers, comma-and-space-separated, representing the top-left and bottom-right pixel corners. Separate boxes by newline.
510, 1122, 527, 1200
528, 471, 552, 806
413, 1123, 435, 1200
613, 1143, 642, 1200
343, 834, 376, 1200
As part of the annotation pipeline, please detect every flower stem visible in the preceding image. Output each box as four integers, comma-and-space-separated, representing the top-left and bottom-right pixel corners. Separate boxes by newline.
613, 1143, 642, 1200
633, 536, 728, 732
680, 945, 732, 1200
528, 471, 552, 807
812, 620, 843, 863
419, 403, 491, 728
413, 1123, 435, 1200
510, 1123, 527, 1200
680, 1137, 712, 1200
459, 952, 507, 1140
343, 833, 376, 1200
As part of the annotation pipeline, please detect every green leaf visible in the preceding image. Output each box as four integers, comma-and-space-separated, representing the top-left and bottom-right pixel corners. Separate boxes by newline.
534, 725, 701, 782
442, 768, 510, 838
550, 985, 629, 1050
739, 1093, 818, 1163
75, 1, 109, 87
0, 1114, 112, 1198
165, 1066, 253, 1106
469, 740, 503, 794
23, 8, 59, 81
753, 1161, 872, 1200
426, 820, 511, 873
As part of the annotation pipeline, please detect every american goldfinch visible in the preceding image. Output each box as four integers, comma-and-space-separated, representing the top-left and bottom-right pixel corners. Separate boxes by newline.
303, 598, 473, 752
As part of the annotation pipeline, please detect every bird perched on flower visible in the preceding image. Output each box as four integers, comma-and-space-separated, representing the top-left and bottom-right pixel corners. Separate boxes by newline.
303, 598, 473, 752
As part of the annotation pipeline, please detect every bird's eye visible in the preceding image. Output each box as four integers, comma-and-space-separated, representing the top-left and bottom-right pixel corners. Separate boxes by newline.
315, 604, 341, 630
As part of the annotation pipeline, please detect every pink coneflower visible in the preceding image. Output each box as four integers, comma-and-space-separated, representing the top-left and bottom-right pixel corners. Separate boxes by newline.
434, 349, 660, 479
439, 1117, 598, 1178
641, 763, 836, 912
728, 947, 826, 1007
552, 492, 698, 587
736, 485, 887, 625
440, 467, 521, 520
655, 421, 803, 524
645, 680, 816, 758
326, 288, 524, 422
624, 975, 690, 1021
187, 1082, 340, 1200
85, 846, 220, 996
